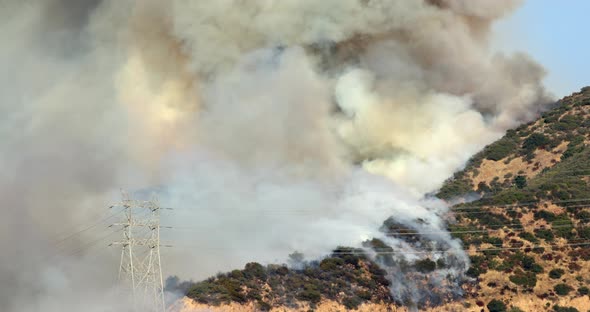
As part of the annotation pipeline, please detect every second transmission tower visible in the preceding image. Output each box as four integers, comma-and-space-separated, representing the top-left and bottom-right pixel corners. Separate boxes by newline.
111, 191, 166, 312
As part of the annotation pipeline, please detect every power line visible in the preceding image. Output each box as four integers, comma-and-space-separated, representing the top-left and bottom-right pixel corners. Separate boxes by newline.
384, 222, 589, 237
46, 226, 122, 262
451, 198, 590, 211
452, 204, 590, 216
328, 241, 590, 255
166, 199, 590, 217
162, 217, 589, 237
166, 241, 590, 256
68, 228, 124, 257
52, 209, 124, 246
365, 239, 590, 251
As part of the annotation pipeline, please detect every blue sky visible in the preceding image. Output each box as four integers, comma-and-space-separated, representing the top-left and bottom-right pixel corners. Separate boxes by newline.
494, 0, 590, 97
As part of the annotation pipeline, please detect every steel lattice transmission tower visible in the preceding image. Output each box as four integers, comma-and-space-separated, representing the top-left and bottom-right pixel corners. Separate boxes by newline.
110, 191, 166, 312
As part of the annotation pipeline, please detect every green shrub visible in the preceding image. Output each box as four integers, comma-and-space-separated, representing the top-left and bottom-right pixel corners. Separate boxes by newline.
554, 283, 573, 296
415, 258, 436, 273
508, 254, 541, 273
569, 135, 585, 146
547, 136, 562, 149
486, 139, 518, 161
509, 270, 537, 288
258, 301, 272, 311
523, 133, 550, 152
529, 264, 544, 274
552, 114, 583, 131
552, 305, 579, 312
244, 262, 267, 280
485, 236, 504, 246
218, 278, 247, 302
363, 238, 395, 266
467, 211, 510, 228
549, 268, 565, 279
319, 257, 344, 271
487, 189, 535, 205
297, 284, 321, 303
578, 286, 589, 295
230, 270, 244, 280
518, 129, 531, 138
534, 229, 554, 241
437, 177, 472, 199
518, 231, 538, 243
552, 215, 575, 239
487, 299, 507, 312
544, 114, 560, 124
562, 145, 580, 160
577, 226, 590, 239
514, 175, 527, 189
466, 255, 487, 277
534, 210, 557, 222
343, 296, 363, 310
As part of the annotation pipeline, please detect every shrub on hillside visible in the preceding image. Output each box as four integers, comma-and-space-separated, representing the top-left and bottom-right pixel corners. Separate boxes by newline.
466, 255, 487, 278
534, 229, 555, 242
554, 283, 573, 296
509, 269, 537, 288
543, 113, 560, 124
467, 211, 510, 228
548, 268, 565, 279
518, 231, 538, 243
521, 255, 543, 273
437, 177, 472, 199
244, 262, 267, 280
485, 139, 518, 161
414, 258, 437, 273
523, 133, 550, 152
484, 236, 503, 246
552, 114, 583, 131
258, 301, 272, 311
553, 306, 579, 312
534, 210, 557, 222
488, 189, 534, 205
297, 284, 321, 303
513, 175, 527, 189
552, 215, 575, 239
487, 299, 507, 312
562, 143, 585, 160
319, 257, 345, 271
342, 296, 363, 310
578, 226, 590, 239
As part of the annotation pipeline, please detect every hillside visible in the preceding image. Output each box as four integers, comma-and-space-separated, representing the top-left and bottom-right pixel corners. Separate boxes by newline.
171, 87, 590, 312
439, 86, 590, 202
441, 86, 590, 312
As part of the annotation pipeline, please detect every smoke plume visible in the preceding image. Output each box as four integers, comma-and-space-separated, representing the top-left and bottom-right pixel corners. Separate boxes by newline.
0, 0, 551, 310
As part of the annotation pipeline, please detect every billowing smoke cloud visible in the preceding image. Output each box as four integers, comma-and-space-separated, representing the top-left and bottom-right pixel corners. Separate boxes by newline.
0, 0, 551, 310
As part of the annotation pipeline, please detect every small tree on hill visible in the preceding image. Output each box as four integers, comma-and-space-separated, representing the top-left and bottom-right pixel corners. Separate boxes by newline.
514, 175, 527, 189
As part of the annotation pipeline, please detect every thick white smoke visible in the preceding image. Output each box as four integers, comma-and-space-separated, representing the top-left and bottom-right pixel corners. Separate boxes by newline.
0, 0, 551, 310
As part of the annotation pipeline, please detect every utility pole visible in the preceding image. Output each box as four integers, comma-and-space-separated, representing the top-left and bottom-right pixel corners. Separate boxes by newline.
110, 190, 165, 312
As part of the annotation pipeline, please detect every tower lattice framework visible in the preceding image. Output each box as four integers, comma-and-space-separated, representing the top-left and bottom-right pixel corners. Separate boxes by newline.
111, 191, 165, 312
